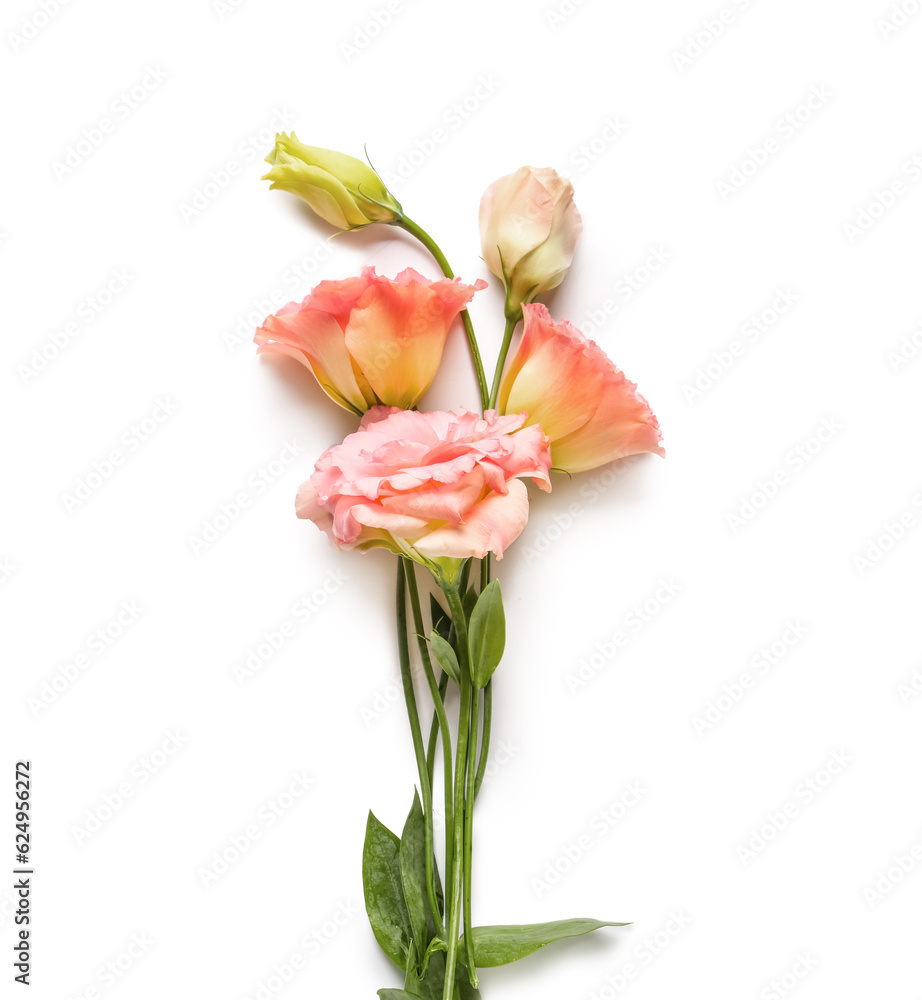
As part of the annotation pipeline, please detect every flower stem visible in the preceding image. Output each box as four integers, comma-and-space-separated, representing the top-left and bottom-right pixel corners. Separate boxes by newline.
395, 561, 444, 939
473, 681, 493, 801
441, 583, 476, 997
396, 214, 489, 411
463, 683, 480, 986
404, 558, 454, 923
426, 671, 450, 787
487, 312, 519, 409
473, 558, 493, 802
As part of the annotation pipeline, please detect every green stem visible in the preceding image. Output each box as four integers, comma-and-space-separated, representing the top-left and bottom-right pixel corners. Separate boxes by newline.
487, 313, 519, 409
395, 561, 444, 939
404, 558, 454, 927
441, 584, 477, 995
472, 557, 493, 802
473, 681, 493, 801
426, 671, 450, 788
463, 684, 480, 985
396, 214, 489, 410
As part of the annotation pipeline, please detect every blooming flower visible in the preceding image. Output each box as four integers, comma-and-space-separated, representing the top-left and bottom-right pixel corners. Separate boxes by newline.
296, 407, 552, 577
262, 132, 401, 230
479, 166, 582, 314
498, 303, 664, 473
255, 267, 486, 413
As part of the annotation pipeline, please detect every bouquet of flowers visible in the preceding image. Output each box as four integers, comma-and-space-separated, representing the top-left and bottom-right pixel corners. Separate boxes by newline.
253, 133, 664, 999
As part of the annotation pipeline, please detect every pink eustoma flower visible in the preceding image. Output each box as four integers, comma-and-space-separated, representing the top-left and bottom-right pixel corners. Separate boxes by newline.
296, 407, 552, 576
498, 303, 664, 473
255, 267, 486, 413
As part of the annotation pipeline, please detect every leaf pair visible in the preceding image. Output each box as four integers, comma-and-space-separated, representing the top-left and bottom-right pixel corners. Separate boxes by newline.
363, 797, 443, 975
429, 581, 506, 689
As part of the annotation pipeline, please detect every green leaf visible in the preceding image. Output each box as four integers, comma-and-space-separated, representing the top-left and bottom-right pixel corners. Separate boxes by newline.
430, 594, 451, 641
399, 794, 428, 965
468, 580, 505, 688
429, 630, 461, 684
378, 991, 423, 999
459, 918, 628, 968
363, 811, 414, 969
399, 792, 442, 961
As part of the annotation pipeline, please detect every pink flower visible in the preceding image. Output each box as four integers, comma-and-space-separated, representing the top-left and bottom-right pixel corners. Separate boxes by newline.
498, 303, 664, 473
296, 407, 552, 575
479, 167, 582, 312
255, 267, 486, 413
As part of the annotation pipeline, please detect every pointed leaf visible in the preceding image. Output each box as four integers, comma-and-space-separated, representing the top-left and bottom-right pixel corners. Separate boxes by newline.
430, 631, 461, 684
378, 991, 423, 1000
363, 811, 413, 969
430, 594, 451, 641
400, 791, 442, 959
468, 580, 505, 688
399, 794, 428, 965
459, 918, 628, 967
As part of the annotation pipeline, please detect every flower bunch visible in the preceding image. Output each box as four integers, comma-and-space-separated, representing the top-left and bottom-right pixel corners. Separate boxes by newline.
255, 136, 664, 999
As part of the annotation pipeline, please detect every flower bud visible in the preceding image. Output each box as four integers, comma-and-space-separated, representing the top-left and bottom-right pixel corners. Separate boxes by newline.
479, 166, 582, 315
262, 132, 401, 230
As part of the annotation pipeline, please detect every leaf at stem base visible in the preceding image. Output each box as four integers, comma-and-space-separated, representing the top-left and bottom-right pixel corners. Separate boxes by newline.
458, 917, 629, 968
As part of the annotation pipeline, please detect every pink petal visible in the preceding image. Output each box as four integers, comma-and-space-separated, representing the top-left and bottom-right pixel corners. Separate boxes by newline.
552, 375, 665, 472
344, 278, 485, 409
381, 468, 486, 524
256, 304, 372, 413
499, 303, 603, 440
415, 479, 530, 560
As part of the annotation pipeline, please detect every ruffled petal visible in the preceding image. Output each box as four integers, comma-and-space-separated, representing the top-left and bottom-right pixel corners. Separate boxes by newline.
499, 303, 663, 474
255, 303, 370, 413
414, 479, 530, 560
344, 277, 485, 408
552, 375, 665, 472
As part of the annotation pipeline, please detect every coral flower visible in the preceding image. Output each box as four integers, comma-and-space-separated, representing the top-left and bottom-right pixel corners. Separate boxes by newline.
498, 303, 664, 473
256, 267, 486, 413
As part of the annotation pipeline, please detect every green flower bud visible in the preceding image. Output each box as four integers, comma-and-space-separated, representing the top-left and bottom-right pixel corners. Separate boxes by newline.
262, 132, 401, 230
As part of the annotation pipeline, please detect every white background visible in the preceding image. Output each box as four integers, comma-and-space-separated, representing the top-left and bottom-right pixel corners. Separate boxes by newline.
2, 1, 922, 997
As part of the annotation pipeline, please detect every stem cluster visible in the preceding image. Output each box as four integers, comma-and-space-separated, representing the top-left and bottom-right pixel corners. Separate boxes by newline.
392, 215, 517, 996
396, 559, 492, 996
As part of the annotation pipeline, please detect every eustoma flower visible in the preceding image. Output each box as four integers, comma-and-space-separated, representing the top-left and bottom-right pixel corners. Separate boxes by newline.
262, 132, 401, 230
498, 303, 664, 473
255, 267, 486, 412
296, 406, 551, 580
479, 166, 582, 316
